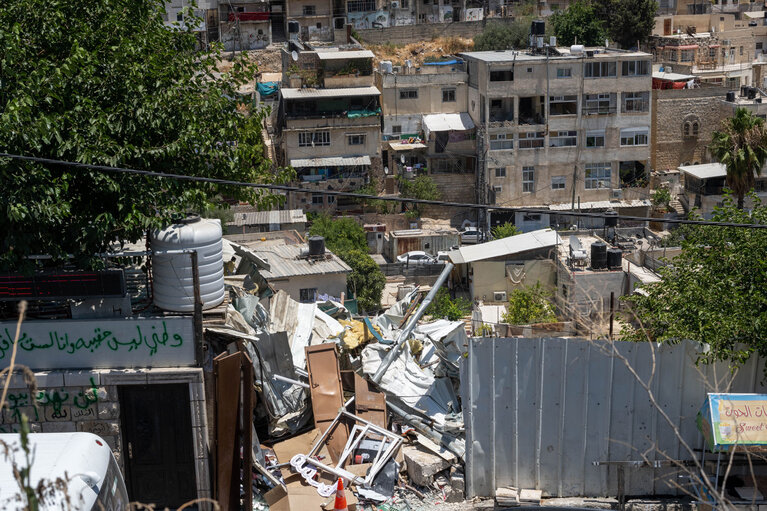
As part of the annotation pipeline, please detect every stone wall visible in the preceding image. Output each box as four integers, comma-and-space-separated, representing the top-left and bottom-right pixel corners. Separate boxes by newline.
651, 86, 729, 171
357, 18, 515, 45
419, 172, 475, 220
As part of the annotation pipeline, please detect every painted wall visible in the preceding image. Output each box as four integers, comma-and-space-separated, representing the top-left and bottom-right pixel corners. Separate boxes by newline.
267, 273, 348, 302
470, 259, 557, 303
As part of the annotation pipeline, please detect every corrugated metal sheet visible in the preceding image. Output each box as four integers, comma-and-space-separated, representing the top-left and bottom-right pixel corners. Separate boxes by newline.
451, 229, 560, 264
289, 155, 371, 168
463, 337, 767, 498
227, 209, 307, 227
549, 200, 651, 211
316, 50, 375, 60
281, 86, 381, 99
251, 244, 352, 279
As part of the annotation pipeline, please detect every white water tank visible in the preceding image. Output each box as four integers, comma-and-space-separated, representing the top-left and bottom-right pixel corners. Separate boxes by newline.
570, 44, 584, 55
151, 214, 225, 312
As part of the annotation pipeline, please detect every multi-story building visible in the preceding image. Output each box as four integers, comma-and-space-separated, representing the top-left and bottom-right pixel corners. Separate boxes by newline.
285, 0, 337, 41
219, 0, 272, 50
459, 46, 653, 231
376, 60, 475, 205
276, 44, 382, 213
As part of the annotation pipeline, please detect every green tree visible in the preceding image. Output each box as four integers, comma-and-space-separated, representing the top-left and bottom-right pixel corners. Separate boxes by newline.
472, 20, 532, 51
0, 0, 289, 271
550, 1, 607, 47
503, 282, 557, 325
592, 0, 656, 48
710, 108, 767, 209
399, 175, 440, 217
426, 288, 472, 321
491, 222, 521, 239
308, 215, 368, 253
623, 195, 767, 370
339, 249, 386, 313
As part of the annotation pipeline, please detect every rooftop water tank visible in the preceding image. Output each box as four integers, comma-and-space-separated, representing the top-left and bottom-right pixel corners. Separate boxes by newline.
570, 44, 584, 55
590, 242, 607, 270
607, 248, 623, 269
380, 60, 393, 74
308, 236, 326, 256
151, 214, 225, 312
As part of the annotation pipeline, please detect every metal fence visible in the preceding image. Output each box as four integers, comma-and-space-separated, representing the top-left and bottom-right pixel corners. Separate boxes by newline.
462, 337, 767, 498
379, 263, 446, 277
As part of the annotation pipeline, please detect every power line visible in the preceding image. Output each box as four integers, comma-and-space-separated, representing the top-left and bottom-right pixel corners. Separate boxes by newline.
2, 151, 766, 229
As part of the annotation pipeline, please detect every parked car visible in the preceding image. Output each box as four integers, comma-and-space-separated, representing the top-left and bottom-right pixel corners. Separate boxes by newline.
460, 228, 483, 244
396, 251, 437, 265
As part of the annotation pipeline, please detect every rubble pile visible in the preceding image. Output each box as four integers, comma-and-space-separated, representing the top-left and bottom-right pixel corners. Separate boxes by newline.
208, 263, 468, 510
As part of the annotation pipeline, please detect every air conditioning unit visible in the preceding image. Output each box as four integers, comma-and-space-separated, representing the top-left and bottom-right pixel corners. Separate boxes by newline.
611, 189, 623, 198
391, 1, 400, 8
493, 185, 503, 192
493, 291, 507, 301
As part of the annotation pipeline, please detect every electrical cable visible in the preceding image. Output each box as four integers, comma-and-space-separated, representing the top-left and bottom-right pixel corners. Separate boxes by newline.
2, 151, 766, 229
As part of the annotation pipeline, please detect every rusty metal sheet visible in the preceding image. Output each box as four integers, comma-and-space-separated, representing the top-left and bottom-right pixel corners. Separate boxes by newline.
305, 344, 348, 462
354, 373, 387, 429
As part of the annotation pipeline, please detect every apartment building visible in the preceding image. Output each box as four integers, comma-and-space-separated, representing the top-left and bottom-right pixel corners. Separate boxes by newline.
459, 47, 653, 231
277, 45, 382, 213
219, 0, 272, 50
285, 0, 336, 40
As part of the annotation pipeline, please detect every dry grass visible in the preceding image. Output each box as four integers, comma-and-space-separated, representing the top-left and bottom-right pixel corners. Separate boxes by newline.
367, 36, 474, 66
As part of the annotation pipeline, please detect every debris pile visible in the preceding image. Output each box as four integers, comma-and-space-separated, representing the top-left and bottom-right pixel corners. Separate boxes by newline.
208, 262, 469, 509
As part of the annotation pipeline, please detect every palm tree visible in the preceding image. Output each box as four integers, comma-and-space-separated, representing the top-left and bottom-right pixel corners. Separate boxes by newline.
710, 107, 767, 209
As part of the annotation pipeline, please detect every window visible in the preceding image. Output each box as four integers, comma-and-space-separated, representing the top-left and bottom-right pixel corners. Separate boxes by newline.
303, 5, 316, 14
401, 0, 409, 7
298, 130, 330, 147
584, 61, 617, 78
442, 88, 456, 102
327, 195, 336, 204
621, 91, 649, 113
494, 167, 506, 177
552, 176, 566, 190
621, 60, 650, 76
584, 162, 612, 189
709, 48, 717, 58
316, 22, 322, 28
620, 128, 649, 146
758, 42, 764, 51
583, 93, 616, 114
392, 125, 402, 134
493, 185, 503, 193
680, 49, 694, 62
489, 133, 513, 150
586, 130, 605, 148
549, 95, 577, 115
300, 288, 317, 303
347, 134, 365, 146
518, 131, 545, 149
740, 46, 744, 55
399, 89, 418, 99
522, 166, 535, 192
556, 67, 572, 78
490, 70, 514, 81
311, 194, 324, 204
692, 122, 699, 136
549, 130, 577, 147
347, 0, 376, 10
176, 12, 183, 21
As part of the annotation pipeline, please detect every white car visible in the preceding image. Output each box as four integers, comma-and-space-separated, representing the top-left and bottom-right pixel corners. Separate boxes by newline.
460, 228, 483, 244
397, 251, 437, 265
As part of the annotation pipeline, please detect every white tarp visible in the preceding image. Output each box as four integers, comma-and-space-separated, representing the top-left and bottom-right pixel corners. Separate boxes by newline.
422, 112, 475, 140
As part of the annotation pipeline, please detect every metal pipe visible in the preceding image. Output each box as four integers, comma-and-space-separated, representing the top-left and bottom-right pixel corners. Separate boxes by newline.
272, 374, 310, 389
372, 262, 454, 384
387, 401, 465, 459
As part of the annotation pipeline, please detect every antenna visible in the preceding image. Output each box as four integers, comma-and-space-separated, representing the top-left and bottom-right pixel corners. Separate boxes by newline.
291, 50, 299, 61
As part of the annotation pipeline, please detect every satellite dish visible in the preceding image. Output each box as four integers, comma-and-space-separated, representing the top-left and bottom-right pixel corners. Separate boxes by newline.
384, 166, 389, 175
291, 50, 298, 61
400, 154, 405, 164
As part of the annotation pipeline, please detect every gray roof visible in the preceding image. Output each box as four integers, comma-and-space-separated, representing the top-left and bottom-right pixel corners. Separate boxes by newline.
249, 244, 352, 279
449, 228, 561, 264
227, 209, 307, 227
458, 49, 650, 63
281, 86, 381, 99
290, 155, 371, 167
679, 163, 727, 180
316, 49, 375, 60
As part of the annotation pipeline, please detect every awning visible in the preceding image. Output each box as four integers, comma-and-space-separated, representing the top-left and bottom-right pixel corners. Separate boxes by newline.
281, 86, 380, 100
422, 112, 475, 140
316, 50, 375, 60
678, 162, 726, 180
672, 44, 698, 50
389, 141, 427, 151
290, 155, 371, 168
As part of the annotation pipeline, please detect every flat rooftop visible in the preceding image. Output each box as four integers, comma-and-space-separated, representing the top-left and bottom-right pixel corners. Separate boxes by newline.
459, 48, 650, 63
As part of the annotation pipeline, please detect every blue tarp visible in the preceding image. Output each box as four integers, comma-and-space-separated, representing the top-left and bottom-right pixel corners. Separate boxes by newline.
257, 81, 279, 98
423, 59, 460, 66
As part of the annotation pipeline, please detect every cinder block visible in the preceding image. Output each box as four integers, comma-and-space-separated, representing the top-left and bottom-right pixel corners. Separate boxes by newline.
76, 420, 119, 437
33, 372, 64, 388
42, 421, 76, 433
97, 402, 120, 420
402, 445, 451, 486
450, 472, 465, 496
99, 369, 147, 385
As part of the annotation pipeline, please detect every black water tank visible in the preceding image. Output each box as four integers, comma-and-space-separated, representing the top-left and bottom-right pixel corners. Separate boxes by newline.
607, 248, 623, 269
748, 87, 757, 100
531, 20, 545, 35
604, 210, 618, 227
288, 20, 300, 34
726, 91, 736, 102
308, 236, 325, 256
741, 85, 749, 97
591, 242, 607, 270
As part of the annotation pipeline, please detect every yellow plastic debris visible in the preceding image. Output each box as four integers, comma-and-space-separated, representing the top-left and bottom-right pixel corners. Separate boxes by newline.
339, 319, 382, 350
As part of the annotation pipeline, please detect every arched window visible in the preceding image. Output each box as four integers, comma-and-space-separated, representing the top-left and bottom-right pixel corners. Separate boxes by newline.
683, 122, 690, 137
692, 122, 699, 136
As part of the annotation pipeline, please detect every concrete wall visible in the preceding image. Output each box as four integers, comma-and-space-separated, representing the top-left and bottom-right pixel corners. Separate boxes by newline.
267, 273, 348, 301
470, 259, 557, 303
356, 18, 516, 45
1, 368, 210, 501
284, 123, 381, 161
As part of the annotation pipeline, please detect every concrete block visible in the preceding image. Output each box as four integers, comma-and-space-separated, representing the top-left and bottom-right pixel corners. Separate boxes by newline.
63, 370, 100, 387
76, 420, 119, 437
101, 435, 118, 450
33, 372, 64, 388
42, 421, 76, 433
145, 367, 202, 384
450, 472, 465, 496
99, 369, 147, 385
43, 405, 72, 422
402, 445, 451, 486
97, 402, 120, 420
71, 404, 97, 421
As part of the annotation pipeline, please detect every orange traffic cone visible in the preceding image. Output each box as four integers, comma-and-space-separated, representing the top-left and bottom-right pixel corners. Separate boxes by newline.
333, 477, 348, 511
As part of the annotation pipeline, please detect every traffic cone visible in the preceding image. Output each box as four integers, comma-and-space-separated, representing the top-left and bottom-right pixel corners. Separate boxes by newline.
333, 477, 348, 511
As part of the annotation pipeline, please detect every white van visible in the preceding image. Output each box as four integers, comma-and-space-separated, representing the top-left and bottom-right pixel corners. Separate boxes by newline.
0, 432, 128, 510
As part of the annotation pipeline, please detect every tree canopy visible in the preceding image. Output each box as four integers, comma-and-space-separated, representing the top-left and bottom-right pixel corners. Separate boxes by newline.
426, 288, 471, 321
491, 222, 521, 240
623, 196, 767, 370
0, 0, 288, 271
550, 1, 607, 47
710, 108, 767, 209
503, 282, 557, 325
472, 20, 535, 51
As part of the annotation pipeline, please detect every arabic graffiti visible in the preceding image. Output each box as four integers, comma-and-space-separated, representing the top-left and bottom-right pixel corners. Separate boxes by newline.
4, 377, 99, 423
0, 320, 185, 361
